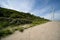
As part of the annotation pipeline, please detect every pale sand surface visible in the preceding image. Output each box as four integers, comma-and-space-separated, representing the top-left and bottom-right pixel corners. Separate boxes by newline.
1, 21, 60, 40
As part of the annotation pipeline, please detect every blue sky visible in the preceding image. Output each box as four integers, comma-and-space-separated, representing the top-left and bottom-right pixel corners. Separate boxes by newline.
0, 0, 60, 20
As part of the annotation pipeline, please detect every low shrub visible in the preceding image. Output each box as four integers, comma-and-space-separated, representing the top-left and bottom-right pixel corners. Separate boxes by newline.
0, 21, 9, 29
17, 27, 24, 32
0, 29, 13, 37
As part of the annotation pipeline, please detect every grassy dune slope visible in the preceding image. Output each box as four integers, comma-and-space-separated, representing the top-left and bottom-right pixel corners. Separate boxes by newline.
0, 7, 50, 37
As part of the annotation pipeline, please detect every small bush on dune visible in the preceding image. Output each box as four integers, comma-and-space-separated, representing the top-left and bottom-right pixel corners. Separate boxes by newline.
17, 27, 24, 32
0, 29, 13, 37
0, 21, 9, 29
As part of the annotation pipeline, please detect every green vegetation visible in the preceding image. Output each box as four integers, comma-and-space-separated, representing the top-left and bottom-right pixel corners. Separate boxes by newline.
17, 27, 24, 32
0, 29, 13, 37
0, 7, 50, 37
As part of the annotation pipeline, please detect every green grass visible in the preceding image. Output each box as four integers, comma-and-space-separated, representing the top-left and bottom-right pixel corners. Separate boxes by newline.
0, 21, 9, 29
23, 20, 49, 29
30, 20, 49, 27
0, 20, 49, 38
0, 29, 13, 37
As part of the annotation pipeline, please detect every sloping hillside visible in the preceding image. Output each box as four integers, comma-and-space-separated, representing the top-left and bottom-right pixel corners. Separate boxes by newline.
0, 7, 50, 37
0, 7, 49, 29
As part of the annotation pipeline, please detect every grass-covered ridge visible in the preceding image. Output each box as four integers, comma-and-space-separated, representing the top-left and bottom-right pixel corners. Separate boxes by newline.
0, 7, 50, 37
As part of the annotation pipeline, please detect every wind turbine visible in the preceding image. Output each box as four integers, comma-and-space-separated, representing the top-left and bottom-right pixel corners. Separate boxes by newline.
51, 7, 55, 21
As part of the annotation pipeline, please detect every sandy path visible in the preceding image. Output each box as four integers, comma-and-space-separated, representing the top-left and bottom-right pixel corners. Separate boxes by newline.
1, 21, 60, 40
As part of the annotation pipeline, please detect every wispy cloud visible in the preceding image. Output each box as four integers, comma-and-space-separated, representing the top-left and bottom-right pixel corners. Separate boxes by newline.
41, 10, 60, 21
0, 0, 35, 12
31, 6, 60, 21
54, 11, 60, 20
31, 6, 51, 15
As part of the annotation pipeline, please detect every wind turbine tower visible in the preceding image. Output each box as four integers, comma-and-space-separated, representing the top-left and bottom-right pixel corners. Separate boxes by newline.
51, 7, 55, 21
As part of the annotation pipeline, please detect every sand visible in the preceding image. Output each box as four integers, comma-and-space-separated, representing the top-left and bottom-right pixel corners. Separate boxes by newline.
1, 21, 60, 40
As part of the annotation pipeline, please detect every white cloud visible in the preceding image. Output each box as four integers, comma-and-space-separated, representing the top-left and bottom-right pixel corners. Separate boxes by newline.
31, 6, 60, 21
41, 13, 52, 20
41, 10, 60, 21
31, 6, 51, 16
54, 11, 60, 20
0, 0, 35, 12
